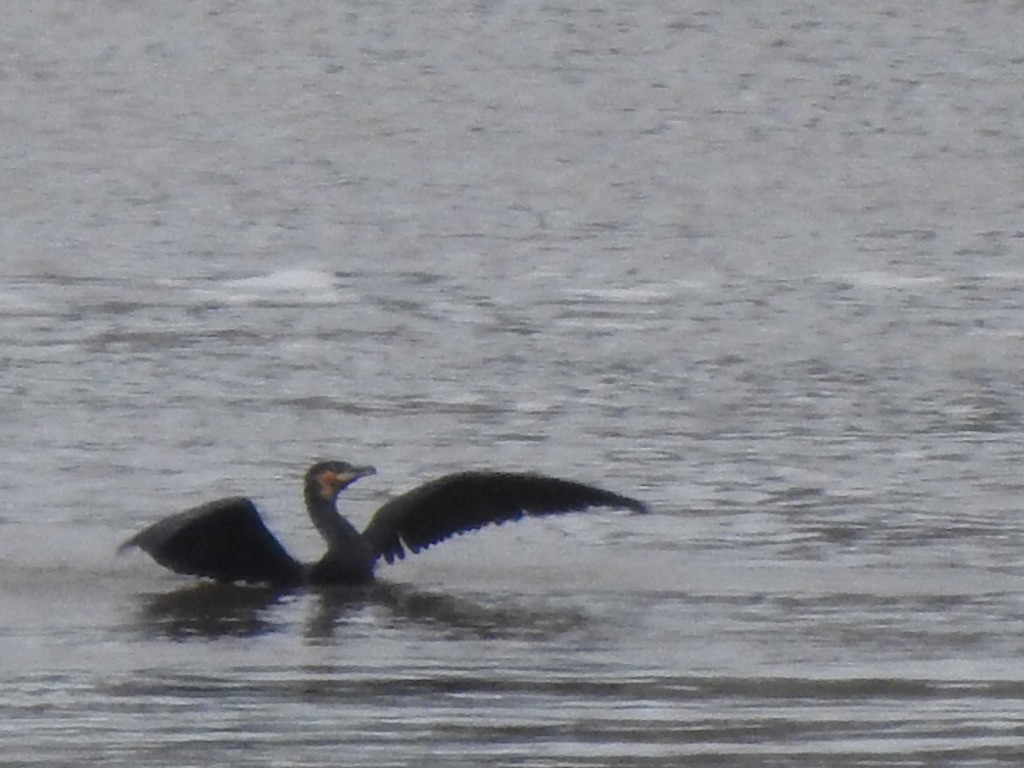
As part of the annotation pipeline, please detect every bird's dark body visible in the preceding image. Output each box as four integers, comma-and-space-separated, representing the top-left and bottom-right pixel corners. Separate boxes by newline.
119, 463, 647, 588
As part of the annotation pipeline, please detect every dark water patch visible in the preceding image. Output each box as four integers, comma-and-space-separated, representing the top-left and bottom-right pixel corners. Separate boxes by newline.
124, 582, 594, 644
99, 669, 1024, 708
130, 584, 296, 641
71, 671, 1024, 768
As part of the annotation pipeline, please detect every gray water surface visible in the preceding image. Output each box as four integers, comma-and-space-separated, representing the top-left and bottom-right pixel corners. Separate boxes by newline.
3, 1, 1024, 765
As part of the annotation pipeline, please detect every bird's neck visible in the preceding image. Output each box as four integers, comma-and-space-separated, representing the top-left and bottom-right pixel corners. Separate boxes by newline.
304, 487, 365, 555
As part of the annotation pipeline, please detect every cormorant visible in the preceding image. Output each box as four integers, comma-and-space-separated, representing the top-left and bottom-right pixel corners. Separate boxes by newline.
119, 461, 648, 587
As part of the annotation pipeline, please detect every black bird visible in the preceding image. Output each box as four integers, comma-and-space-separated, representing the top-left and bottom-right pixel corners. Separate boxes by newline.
119, 461, 648, 587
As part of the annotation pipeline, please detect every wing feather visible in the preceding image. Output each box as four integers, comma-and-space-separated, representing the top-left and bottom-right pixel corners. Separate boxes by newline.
361, 472, 647, 565
119, 497, 303, 586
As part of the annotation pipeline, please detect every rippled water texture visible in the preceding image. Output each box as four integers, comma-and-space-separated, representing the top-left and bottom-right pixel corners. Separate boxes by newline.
3, 1, 1024, 765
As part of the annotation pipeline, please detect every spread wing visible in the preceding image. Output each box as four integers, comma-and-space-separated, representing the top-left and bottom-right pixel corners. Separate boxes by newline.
361, 471, 648, 565
118, 497, 303, 586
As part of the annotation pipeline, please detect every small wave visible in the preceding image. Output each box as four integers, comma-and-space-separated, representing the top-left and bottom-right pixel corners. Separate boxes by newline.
203, 268, 355, 306
561, 285, 682, 304
838, 271, 945, 291
0, 285, 54, 315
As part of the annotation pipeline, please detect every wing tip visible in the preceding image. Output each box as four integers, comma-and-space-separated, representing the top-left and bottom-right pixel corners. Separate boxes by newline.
622, 492, 650, 514
116, 536, 140, 556
600, 490, 648, 515
627, 499, 650, 515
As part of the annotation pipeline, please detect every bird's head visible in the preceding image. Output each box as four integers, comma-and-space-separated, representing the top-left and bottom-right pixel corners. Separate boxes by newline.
305, 460, 377, 502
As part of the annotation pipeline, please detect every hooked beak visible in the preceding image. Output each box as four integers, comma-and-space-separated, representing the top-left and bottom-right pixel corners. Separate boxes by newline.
318, 465, 377, 499
349, 465, 377, 481
336, 465, 376, 487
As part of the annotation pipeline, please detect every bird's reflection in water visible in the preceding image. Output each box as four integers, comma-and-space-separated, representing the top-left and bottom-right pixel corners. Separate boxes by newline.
307, 583, 590, 642
133, 581, 589, 642
135, 583, 295, 640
